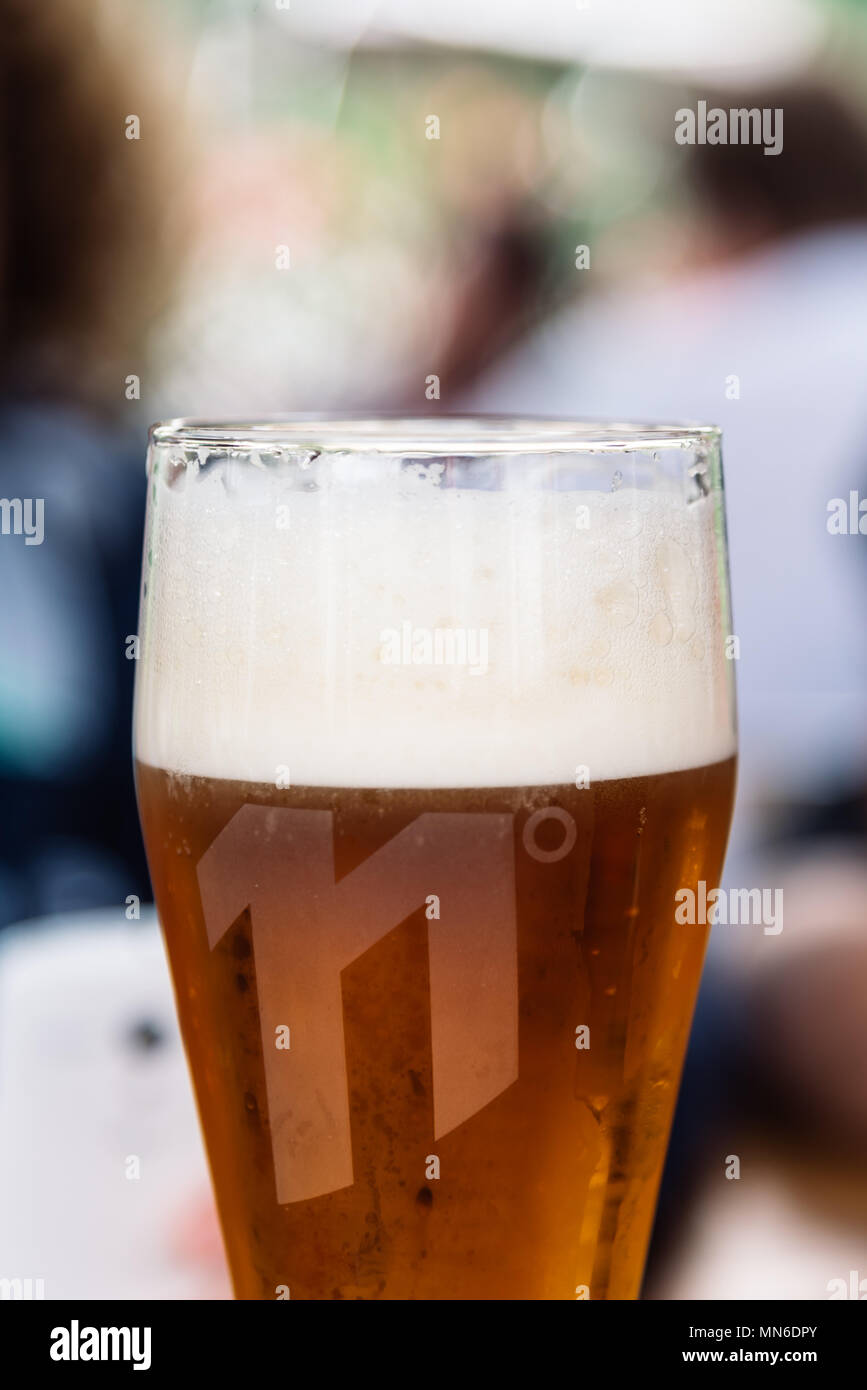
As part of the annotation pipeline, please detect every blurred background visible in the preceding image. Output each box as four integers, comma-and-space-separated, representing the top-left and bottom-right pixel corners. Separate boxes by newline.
1, 0, 866, 1299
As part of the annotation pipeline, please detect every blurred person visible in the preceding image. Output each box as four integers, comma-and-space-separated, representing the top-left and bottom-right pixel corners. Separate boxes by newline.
0, 0, 233, 1300
0, 0, 178, 926
399, 202, 549, 405
469, 80, 867, 790
469, 81, 867, 834
466, 79, 867, 1293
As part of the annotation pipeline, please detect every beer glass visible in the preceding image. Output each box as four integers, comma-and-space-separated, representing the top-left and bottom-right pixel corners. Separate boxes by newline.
134, 418, 736, 1300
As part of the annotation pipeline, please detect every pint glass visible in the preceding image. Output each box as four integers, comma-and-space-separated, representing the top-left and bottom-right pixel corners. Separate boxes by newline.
134, 418, 736, 1300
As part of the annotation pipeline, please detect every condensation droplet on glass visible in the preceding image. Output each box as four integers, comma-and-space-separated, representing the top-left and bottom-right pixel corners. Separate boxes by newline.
165, 454, 188, 491
595, 579, 638, 628
687, 456, 711, 503
674, 619, 696, 643
649, 610, 673, 646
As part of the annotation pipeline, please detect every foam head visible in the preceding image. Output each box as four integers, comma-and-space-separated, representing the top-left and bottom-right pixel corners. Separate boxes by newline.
134, 424, 736, 787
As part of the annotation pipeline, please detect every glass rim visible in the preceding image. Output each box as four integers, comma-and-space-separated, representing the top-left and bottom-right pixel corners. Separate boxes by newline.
149, 415, 721, 457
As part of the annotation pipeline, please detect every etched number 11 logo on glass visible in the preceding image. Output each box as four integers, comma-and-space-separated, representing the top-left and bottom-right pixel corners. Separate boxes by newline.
134, 418, 736, 1300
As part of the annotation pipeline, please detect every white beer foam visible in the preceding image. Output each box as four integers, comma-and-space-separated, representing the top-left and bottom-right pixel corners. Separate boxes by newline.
135, 461, 736, 787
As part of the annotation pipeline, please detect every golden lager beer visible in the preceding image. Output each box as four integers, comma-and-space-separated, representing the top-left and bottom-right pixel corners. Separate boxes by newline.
135, 419, 737, 1301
